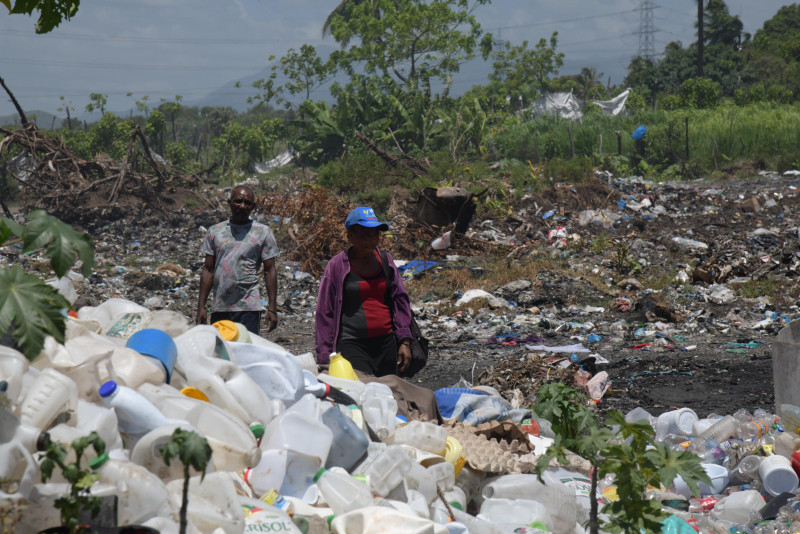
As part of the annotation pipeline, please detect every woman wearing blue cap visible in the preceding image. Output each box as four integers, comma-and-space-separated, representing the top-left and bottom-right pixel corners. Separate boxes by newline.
315, 206, 413, 376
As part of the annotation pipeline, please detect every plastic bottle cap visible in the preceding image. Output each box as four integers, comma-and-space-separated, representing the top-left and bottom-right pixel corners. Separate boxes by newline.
250, 424, 265, 440
396, 414, 408, 423
326, 515, 335, 528
126, 329, 178, 383
0, 380, 7, 393
89, 452, 110, 470
449, 501, 462, 510
313, 468, 327, 483
98, 380, 118, 398
212, 320, 239, 341
180, 386, 210, 402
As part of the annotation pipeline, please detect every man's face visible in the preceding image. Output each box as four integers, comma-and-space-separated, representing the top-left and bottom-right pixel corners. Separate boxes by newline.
228, 187, 255, 222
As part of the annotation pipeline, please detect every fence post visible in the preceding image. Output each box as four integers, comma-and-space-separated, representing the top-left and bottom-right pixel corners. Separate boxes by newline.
615, 130, 622, 156
598, 133, 603, 155
567, 125, 575, 159
535, 131, 540, 163
685, 116, 689, 162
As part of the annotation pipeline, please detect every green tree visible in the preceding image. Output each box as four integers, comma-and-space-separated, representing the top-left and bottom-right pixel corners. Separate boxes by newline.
84, 93, 107, 116
160, 95, 183, 143
487, 34, 564, 105
57, 95, 75, 130
700, 0, 747, 47
5, 0, 79, 33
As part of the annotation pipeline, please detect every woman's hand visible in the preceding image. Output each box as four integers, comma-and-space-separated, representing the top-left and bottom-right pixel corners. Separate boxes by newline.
397, 342, 412, 372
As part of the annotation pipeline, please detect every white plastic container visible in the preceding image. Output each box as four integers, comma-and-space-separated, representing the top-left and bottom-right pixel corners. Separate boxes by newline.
759, 454, 799, 496
655, 408, 698, 442
239, 496, 303, 534
130, 422, 208, 482
0, 345, 29, 406
427, 461, 455, 491
316, 373, 365, 402
263, 409, 333, 466
479, 498, 548, 529
99, 380, 170, 436
76, 298, 148, 334
0, 407, 44, 501
173, 327, 274, 425
226, 336, 306, 407
387, 420, 448, 454
405, 461, 439, 504
672, 463, 730, 497
245, 448, 322, 499
313, 467, 375, 515
710, 490, 765, 524
481, 473, 578, 534
48, 399, 123, 454
688, 415, 739, 454
137, 382, 261, 471
321, 404, 369, 471
89, 452, 174, 525
19, 367, 78, 430
359, 382, 398, 439
166, 471, 245, 534
365, 444, 412, 497
329, 506, 449, 534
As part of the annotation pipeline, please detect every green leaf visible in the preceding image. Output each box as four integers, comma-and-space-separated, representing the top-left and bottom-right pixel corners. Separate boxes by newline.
21, 210, 95, 277
0, 0, 11, 12
0, 265, 70, 360
0, 217, 23, 243
646, 444, 711, 497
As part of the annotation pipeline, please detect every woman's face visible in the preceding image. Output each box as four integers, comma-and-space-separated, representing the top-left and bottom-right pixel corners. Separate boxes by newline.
348, 224, 380, 251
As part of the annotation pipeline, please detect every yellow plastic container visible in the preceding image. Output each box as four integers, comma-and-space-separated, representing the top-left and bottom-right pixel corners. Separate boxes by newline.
329, 353, 360, 382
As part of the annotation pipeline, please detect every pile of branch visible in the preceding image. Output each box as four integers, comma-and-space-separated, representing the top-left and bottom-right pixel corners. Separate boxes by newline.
0, 122, 215, 223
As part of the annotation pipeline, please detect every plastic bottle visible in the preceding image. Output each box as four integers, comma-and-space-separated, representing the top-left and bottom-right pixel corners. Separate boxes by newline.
48, 399, 124, 455
431, 231, 452, 250
359, 382, 398, 439
328, 353, 360, 382
131, 422, 209, 482
729, 455, 762, 485
774, 432, 800, 459
0, 407, 48, 501
19, 367, 78, 430
313, 468, 375, 515
688, 415, 739, 455
759, 454, 799, 496
0, 345, 29, 406
165, 471, 245, 534
89, 452, 173, 525
781, 404, 800, 436
481, 473, 578, 534
173, 326, 274, 425
316, 373, 365, 402
321, 404, 369, 471
455, 464, 486, 505
710, 490, 765, 525
654, 408, 698, 443
479, 498, 548, 529
364, 444, 412, 497
137, 382, 261, 471
98, 380, 170, 436
263, 394, 333, 466
387, 420, 448, 454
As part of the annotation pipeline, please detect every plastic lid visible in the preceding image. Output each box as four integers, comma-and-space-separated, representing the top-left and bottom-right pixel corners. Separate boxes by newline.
396, 414, 408, 423
676, 409, 699, 434
326, 515, 335, 528
0, 380, 7, 393
89, 452, 109, 470
98, 380, 118, 398
181, 386, 210, 402
212, 320, 239, 342
250, 424, 265, 439
449, 501, 462, 511
313, 468, 327, 483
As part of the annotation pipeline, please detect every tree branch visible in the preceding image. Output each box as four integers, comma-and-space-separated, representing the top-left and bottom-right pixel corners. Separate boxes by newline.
0, 75, 28, 125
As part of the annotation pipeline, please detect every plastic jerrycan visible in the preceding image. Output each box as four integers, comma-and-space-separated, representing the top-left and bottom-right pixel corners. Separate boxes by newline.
0, 345, 29, 406
47, 399, 124, 454
328, 353, 360, 381
89, 452, 173, 525
19, 367, 78, 431
359, 382, 398, 439
166, 471, 245, 534
263, 393, 333, 465
137, 382, 261, 471
0, 406, 48, 502
479, 498, 549, 529
387, 420, 448, 454
76, 297, 149, 334
227, 336, 306, 406
173, 326, 274, 424
481, 473, 578, 534
321, 404, 369, 471
131, 422, 210, 482
364, 444, 412, 497
314, 467, 376, 515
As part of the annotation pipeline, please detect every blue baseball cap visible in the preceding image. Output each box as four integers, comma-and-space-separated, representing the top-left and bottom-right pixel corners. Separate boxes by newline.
344, 206, 389, 231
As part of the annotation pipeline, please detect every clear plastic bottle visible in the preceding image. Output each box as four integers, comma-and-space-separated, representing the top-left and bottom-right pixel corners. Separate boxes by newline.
358, 382, 397, 439
781, 404, 800, 436
689, 415, 739, 455
313, 468, 375, 515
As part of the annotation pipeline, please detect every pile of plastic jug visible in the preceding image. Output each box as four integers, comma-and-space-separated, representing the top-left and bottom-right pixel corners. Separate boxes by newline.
4, 298, 800, 534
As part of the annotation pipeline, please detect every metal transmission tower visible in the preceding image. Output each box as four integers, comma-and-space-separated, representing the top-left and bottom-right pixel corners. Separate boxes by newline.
637, 0, 657, 61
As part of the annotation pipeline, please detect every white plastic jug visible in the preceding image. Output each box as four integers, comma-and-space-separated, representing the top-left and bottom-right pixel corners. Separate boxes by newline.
245, 448, 322, 499
427, 461, 455, 491
239, 496, 303, 534
137, 382, 261, 471
263, 409, 333, 466
405, 462, 438, 504
710, 489, 765, 525
48, 399, 124, 454
481, 473, 578, 534
330, 506, 450, 534
228, 337, 306, 406
0, 345, 29, 406
479, 498, 548, 529
77, 298, 148, 334
130, 422, 209, 482
90, 452, 174, 525
174, 327, 274, 425
387, 420, 447, 454
166, 471, 245, 534
0, 407, 45, 501
322, 404, 369, 471
364, 444, 412, 497
359, 382, 397, 439
317, 372, 365, 402
314, 467, 376, 515
19, 367, 78, 430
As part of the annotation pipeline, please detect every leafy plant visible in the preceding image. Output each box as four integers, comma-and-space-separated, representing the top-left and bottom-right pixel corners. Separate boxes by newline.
40, 432, 106, 534
161, 428, 213, 534
533, 383, 710, 534
0, 211, 94, 360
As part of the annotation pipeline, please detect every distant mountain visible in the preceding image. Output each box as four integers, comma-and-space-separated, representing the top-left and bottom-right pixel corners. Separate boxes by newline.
0, 110, 62, 129
190, 68, 271, 112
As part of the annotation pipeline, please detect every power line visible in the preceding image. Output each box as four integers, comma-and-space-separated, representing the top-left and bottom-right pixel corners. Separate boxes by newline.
636, 0, 657, 62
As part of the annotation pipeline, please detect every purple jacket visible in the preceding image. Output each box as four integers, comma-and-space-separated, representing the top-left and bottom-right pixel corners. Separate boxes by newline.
315, 247, 413, 364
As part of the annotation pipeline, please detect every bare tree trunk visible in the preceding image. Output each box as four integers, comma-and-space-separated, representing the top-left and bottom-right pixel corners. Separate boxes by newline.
0, 76, 28, 125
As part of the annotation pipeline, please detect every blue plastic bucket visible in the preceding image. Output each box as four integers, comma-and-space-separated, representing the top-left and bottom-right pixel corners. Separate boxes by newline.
126, 329, 178, 383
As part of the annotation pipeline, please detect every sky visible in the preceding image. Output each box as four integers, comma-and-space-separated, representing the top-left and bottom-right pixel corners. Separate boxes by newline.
0, 0, 791, 119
